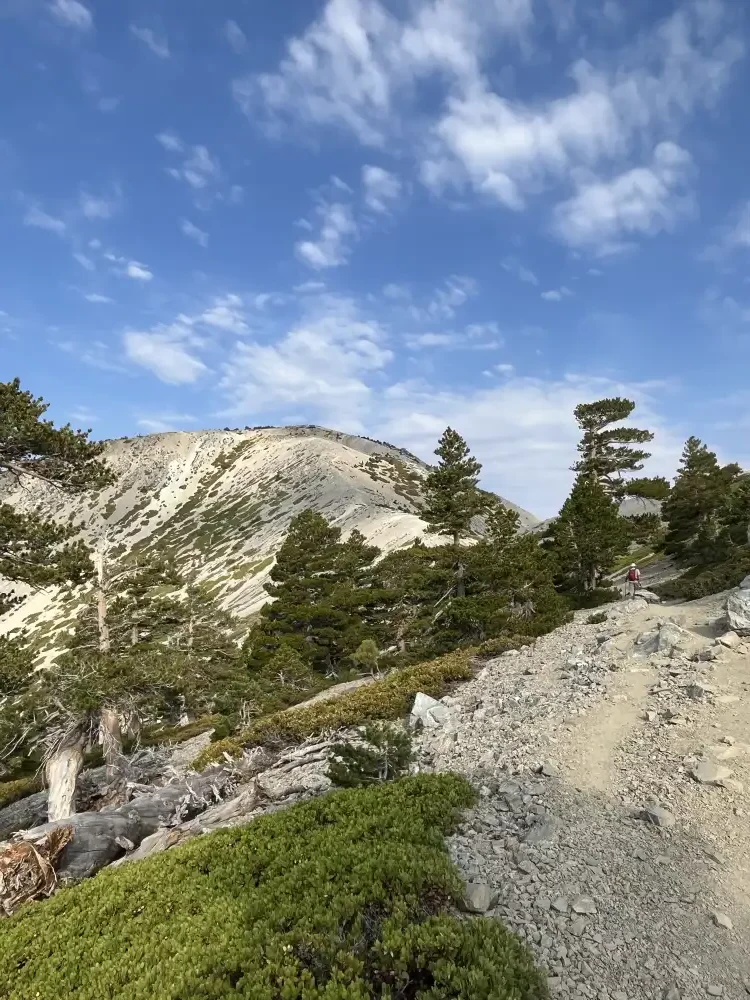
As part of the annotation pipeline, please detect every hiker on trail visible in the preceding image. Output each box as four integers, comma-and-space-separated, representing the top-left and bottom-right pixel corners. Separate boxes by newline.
625, 563, 641, 598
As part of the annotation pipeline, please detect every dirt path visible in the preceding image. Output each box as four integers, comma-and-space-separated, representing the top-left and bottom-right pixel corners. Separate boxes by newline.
420, 594, 750, 999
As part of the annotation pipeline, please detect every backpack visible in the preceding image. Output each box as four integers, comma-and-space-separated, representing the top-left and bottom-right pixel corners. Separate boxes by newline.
628, 568, 638, 582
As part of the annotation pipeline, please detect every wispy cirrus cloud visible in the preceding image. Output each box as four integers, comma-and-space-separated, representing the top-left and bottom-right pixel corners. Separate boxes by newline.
24, 204, 66, 235
181, 218, 209, 247
49, 0, 93, 31
130, 25, 170, 59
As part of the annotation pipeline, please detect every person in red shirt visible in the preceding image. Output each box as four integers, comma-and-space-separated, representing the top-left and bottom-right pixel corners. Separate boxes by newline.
625, 563, 641, 598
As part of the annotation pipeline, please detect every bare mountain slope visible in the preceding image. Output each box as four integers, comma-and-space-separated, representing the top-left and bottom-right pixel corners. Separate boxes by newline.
0, 425, 538, 649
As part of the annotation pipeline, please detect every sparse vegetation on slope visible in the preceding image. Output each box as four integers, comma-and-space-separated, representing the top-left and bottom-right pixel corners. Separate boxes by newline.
0, 774, 546, 1000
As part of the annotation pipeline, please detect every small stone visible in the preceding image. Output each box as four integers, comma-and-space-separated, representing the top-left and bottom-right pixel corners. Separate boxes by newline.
570, 916, 587, 936
536, 895, 552, 912
614, 992, 628, 1000
552, 896, 570, 913
663, 987, 680, 1000
572, 895, 597, 914
717, 631, 741, 649
691, 762, 733, 787
706, 987, 723, 997
711, 911, 733, 930
642, 710, 658, 722
517, 859, 538, 875
642, 805, 676, 828
539, 761, 559, 777
463, 883, 494, 914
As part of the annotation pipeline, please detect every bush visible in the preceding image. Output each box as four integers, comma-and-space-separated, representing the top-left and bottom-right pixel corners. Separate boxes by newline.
327, 722, 412, 788
565, 586, 620, 610
586, 611, 608, 625
0, 775, 41, 809
655, 549, 750, 602
0, 775, 547, 1000
191, 737, 244, 772
474, 634, 534, 658
242, 650, 474, 749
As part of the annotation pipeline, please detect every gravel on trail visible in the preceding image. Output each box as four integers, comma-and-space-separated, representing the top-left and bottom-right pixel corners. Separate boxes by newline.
416, 595, 750, 1000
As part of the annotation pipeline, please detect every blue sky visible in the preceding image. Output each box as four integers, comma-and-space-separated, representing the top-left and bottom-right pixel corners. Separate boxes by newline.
1, 0, 749, 516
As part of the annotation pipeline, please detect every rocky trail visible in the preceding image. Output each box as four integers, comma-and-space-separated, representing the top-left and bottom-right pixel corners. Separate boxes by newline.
417, 594, 750, 1000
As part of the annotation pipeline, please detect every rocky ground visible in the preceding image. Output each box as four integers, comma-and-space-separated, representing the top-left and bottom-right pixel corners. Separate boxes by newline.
416, 594, 750, 1000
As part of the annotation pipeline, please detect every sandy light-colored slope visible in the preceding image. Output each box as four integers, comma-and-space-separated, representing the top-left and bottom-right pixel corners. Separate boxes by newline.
0, 425, 538, 652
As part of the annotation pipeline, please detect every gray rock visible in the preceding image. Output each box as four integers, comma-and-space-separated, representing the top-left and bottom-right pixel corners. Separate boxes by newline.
572, 896, 597, 914
716, 631, 741, 649
711, 911, 733, 930
663, 987, 680, 1000
552, 896, 570, 913
409, 692, 453, 729
637, 588, 661, 604
727, 578, 750, 636
538, 761, 559, 777
641, 805, 676, 828
691, 762, 733, 787
706, 987, 723, 997
525, 817, 560, 845
463, 882, 494, 914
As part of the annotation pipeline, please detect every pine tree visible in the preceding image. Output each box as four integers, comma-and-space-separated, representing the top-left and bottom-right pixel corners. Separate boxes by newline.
0, 379, 111, 613
327, 723, 412, 788
0, 633, 33, 698
553, 474, 629, 593
245, 511, 381, 675
572, 398, 669, 503
422, 428, 490, 598
662, 437, 742, 565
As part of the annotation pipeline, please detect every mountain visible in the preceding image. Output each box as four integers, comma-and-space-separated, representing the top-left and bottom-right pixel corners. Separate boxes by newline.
0, 425, 538, 652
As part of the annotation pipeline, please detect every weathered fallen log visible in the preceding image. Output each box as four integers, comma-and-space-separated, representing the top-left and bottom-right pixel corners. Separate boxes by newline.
14, 767, 234, 881
0, 750, 171, 841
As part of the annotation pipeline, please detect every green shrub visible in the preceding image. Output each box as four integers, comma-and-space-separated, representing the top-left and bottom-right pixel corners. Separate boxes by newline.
655, 549, 750, 602
586, 611, 608, 625
474, 634, 534, 658
242, 649, 474, 749
0, 775, 42, 809
0, 775, 546, 1000
328, 722, 412, 788
191, 737, 244, 771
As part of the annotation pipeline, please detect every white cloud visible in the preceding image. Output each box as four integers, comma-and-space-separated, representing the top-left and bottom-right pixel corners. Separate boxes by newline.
406, 321, 503, 350
125, 261, 153, 282
69, 405, 97, 424
164, 143, 220, 191
124, 330, 207, 384
726, 202, 750, 249
553, 142, 695, 254
296, 201, 358, 269
182, 146, 220, 189
362, 165, 402, 213
382, 282, 411, 300
137, 412, 197, 433
501, 257, 538, 286
156, 131, 184, 153
373, 373, 682, 517
181, 218, 209, 247
24, 205, 66, 235
240, 0, 740, 239
294, 280, 327, 294
199, 294, 248, 334
224, 19, 247, 53
97, 96, 120, 113
80, 189, 120, 220
415, 275, 478, 320
49, 0, 93, 31
73, 251, 95, 270
220, 296, 392, 428
234, 0, 534, 145
495, 363, 515, 374
541, 286, 572, 301
130, 25, 170, 59
84, 292, 114, 303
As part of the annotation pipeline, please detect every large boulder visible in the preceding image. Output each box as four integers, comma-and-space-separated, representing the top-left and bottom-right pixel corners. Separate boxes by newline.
727, 576, 750, 636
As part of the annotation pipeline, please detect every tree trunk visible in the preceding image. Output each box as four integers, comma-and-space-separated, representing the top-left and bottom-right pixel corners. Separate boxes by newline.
100, 707, 123, 781
46, 741, 84, 822
456, 560, 466, 599
94, 547, 111, 654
